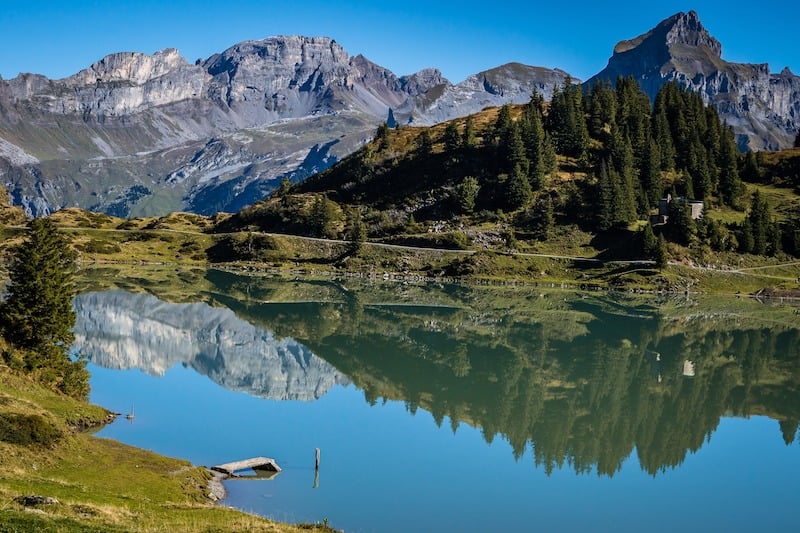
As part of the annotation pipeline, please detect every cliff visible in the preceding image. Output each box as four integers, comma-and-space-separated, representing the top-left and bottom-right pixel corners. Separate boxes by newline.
587, 10, 800, 150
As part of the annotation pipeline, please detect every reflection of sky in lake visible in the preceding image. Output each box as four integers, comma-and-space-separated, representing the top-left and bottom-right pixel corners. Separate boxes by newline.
90, 362, 800, 533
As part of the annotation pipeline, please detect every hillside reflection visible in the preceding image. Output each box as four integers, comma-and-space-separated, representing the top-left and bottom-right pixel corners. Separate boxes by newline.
76, 268, 800, 476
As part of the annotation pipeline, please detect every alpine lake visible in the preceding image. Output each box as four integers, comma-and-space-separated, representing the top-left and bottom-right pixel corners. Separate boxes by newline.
74, 267, 800, 533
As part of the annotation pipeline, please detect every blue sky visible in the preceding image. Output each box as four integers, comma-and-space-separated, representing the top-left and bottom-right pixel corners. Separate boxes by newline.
0, 1, 796, 83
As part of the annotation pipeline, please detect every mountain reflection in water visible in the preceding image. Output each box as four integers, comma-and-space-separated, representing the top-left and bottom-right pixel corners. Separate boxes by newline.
73, 290, 348, 401
74, 270, 800, 477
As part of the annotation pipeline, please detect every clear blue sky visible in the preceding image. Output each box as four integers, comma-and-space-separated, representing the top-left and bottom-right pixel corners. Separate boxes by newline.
0, 1, 796, 83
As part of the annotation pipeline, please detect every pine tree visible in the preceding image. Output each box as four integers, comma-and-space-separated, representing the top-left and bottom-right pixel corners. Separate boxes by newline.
309, 195, 339, 239
597, 161, 615, 231
654, 234, 668, 269
739, 217, 755, 253
1, 218, 76, 356
546, 77, 588, 159
504, 123, 529, 175
740, 150, 762, 183
443, 121, 461, 154
504, 164, 532, 211
587, 80, 616, 139
541, 132, 558, 179
493, 105, 513, 148
375, 122, 390, 150
346, 208, 367, 254
641, 223, 657, 258
717, 125, 743, 206
521, 101, 546, 188
415, 129, 433, 156
462, 115, 477, 149
0, 218, 89, 398
642, 138, 663, 208
455, 176, 481, 214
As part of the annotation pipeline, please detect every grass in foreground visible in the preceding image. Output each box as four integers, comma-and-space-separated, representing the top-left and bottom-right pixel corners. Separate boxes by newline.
0, 368, 334, 533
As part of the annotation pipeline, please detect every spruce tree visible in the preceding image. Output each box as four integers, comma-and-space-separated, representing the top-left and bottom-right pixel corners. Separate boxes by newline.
462, 115, 477, 149
375, 122, 390, 150
504, 164, 532, 211
443, 121, 461, 154
1, 218, 76, 359
416, 129, 434, 156
641, 223, 658, 258
455, 176, 480, 214
346, 208, 367, 254
0, 218, 89, 398
642, 138, 663, 208
654, 234, 668, 269
718, 126, 743, 206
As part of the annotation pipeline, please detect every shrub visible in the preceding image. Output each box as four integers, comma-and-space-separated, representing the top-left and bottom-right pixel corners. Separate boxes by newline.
0, 413, 62, 446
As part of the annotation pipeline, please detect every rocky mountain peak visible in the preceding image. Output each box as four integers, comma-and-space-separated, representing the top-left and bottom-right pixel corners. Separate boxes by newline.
612, 11, 721, 63
664, 10, 721, 56
589, 11, 799, 151
69, 48, 191, 85
204, 35, 349, 77
400, 68, 450, 96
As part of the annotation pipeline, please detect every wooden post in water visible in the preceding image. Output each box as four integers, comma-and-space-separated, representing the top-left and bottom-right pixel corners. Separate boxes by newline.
313, 448, 320, 489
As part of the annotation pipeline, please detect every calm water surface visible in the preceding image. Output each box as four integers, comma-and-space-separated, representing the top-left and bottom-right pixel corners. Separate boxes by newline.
76, 269, 800, 532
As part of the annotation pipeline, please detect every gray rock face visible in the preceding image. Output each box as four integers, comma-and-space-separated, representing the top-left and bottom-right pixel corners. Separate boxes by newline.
587, 10, 800, 151
411, 63, 575, 125
73, 290, 348, 401
0, 36, 572, 217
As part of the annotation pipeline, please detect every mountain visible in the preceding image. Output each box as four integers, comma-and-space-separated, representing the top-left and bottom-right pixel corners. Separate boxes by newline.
587, 10, 800, 151
408, 63, 574, 125
73, 290, 348, 401
0, 36, 570, 217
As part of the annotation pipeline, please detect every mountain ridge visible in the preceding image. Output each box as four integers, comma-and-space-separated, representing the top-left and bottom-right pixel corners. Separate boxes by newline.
0, 13, 798, 218
0, 35, 571, 217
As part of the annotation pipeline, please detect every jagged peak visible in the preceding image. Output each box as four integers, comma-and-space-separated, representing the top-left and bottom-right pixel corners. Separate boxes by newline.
613, 10, 721, 58
70, 48, 191, 84
400, 68, 450, 96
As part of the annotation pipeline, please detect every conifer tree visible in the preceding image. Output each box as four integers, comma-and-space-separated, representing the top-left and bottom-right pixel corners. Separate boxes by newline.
541, 132, 558, 179
375, 122, 390, 150
443, 121, 461, 154
521, 101, 546, 188
462, 116, 477, 149
416, 129, 433, 156
641, 223, 657, 258
642, 138, 663, 208
740, 150, 762, 183
654, 234, 668, 269
0, 218, 89, 398
504, 164, 532, 211
718, 125, 743, 206
1, 218, 76, 358
587, 81, 616, 140
493, 105, 513, 148
346, 207, 367, 254
455, 176, 480, 214
310, 195, 339, 239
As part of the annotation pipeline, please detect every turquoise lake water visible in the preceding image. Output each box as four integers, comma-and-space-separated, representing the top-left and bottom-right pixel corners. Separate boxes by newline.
76, 270, 800, 532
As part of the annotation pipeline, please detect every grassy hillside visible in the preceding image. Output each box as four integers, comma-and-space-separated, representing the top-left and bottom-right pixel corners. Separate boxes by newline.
2, 91, 799, 294
0, 360, 333, 532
